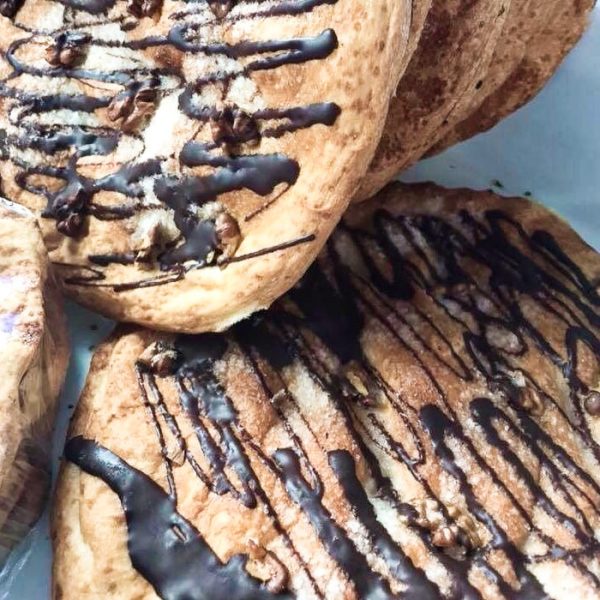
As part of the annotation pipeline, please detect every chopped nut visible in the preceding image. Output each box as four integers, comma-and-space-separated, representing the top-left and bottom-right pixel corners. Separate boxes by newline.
247, 541, 289, 594
52, 182, 88, 237
484, 322, 523, 354
419, 501, 481, 554
455, 514, 482, 549
342, 362, 379, 407
584, 391, 600, 416
107, 84, 157, 132
215, 212, 241, 261
45, 32, 90, 68
233, 111, 260, 146
207, 0, 234, 19
131, 210, 180, 263
210, 109, 235, 148
138, 341, 180, 376
518, 385, 545, 416
127, 0, 162, 18
210, 108, 260, 151
432, 526, 457, 548
56, 212, 84, 238
416, 498, 444, 529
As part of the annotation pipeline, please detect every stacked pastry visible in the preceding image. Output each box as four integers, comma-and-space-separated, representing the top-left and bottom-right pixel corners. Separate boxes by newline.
0, 0, 597, 598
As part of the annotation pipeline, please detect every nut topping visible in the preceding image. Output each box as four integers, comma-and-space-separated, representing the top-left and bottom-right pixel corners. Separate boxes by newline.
107, 84, 158, 133
417, 500, 481, 554
342, 361, 379, 407
207, 0, 234, 19
584, 391, 600, 416
52, 182, 89, 238
127, 0, 162, 18
45, 32, 90, 68
518, 385, 545, 416
210, 108, 260, 151
164, 440, 186, 466
137, 341, 181, 376
432, 526, 457, 548
215, 212, 241, 262
56, 212, 84, 238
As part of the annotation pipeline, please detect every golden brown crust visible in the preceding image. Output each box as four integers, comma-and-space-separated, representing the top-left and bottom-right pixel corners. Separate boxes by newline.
54, 183, 600, 599
0, 198, 69, 563
355, 0, 511, 201
0, 0, 411, 332
429, 0, 595, 154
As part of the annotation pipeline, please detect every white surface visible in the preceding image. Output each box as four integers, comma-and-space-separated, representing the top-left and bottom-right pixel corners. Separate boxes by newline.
1, 7, 599, 598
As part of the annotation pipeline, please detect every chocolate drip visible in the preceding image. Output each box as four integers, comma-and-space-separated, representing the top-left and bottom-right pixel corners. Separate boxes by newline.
65, 437, 292, 600
421, 404, 550, 600
273, 448, 397, 600
1, 0, 341, 287
329, 450, 440, 599
64, 193, 600, 598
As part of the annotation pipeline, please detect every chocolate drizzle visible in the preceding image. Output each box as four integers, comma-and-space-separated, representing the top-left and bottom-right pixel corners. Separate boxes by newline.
63, 186, 600, 598
65, 437, 292, 600
0, 0, 340, 288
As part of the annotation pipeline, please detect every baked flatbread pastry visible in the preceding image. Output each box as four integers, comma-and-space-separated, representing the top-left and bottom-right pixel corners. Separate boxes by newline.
0, 198, 69, 564
54, 183, 600, 599
0, 0, 410, 332
356, 0, 510, 201
431, 0, 595, 154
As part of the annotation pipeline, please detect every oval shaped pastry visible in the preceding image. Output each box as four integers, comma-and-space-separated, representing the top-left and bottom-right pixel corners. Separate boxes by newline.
54, 183, 600, 599
431, 0, 596, 155
358, 0, 595, 202
0, 198, 69, 564
0, 0, 410, 332
355, 0, 511, 201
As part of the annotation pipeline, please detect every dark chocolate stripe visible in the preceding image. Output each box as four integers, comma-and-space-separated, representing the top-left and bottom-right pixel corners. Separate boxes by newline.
1, 0, 340, 285
64, 436, 292, 600
64, 193, 600, 597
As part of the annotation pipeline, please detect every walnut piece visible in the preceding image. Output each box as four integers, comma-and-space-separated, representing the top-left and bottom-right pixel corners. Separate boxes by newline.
137, 341, 180, 376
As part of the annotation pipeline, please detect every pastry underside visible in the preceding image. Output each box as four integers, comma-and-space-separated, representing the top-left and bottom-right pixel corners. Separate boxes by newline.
54, 183, 600, 599
356, 0, 511, 201
0, 0, 411, 332
0, 198, 69, 564
430, 0, 595, 154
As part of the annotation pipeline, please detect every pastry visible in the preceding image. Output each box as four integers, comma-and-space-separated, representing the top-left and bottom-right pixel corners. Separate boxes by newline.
355, 0, 510, 201
0, 198, 69, 564
0, 0, 410, 332
54, 182, 600, 599
431, 0, 595, 154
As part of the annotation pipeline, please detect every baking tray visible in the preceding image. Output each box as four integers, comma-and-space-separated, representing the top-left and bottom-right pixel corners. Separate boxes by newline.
1, 6, 598, 597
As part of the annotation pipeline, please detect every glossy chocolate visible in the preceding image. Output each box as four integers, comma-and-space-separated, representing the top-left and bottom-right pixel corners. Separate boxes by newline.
0, 0, 340, 289
65, 191, 600, 598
